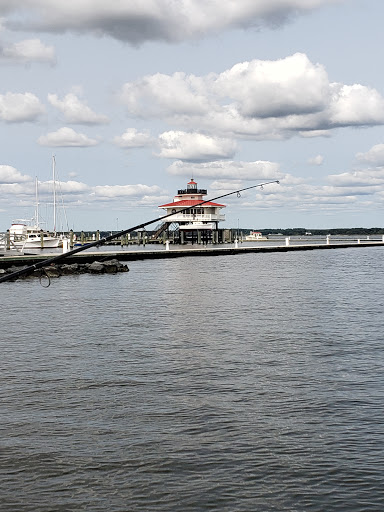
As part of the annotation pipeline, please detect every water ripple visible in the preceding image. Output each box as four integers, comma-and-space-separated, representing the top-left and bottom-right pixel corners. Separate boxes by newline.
1, 248, 384, 511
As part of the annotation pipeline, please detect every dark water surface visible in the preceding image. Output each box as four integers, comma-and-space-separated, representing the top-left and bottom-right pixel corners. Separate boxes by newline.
1, 248, 384, 511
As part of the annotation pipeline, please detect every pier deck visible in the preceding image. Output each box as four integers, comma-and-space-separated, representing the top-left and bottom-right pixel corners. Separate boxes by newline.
0, 240, 383, 270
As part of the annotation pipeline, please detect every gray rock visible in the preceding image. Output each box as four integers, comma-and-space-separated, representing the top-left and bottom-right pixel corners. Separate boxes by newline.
6, 265, 28, 274
87, 261, 105, 273
61, 263, 80, 274
44, 265, 61, 278
103, 259, 119, 273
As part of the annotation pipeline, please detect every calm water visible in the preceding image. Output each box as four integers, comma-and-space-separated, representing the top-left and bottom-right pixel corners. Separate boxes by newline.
1, 247, 384, 511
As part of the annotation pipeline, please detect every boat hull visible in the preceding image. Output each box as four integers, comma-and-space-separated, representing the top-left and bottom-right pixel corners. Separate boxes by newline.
9, 222, 62, 249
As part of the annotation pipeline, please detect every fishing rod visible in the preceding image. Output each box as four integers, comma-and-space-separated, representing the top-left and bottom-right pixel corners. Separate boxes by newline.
0, 179, 279, 283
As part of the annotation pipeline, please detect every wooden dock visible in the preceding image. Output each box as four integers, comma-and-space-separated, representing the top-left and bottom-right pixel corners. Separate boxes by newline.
1, 240, 383, 270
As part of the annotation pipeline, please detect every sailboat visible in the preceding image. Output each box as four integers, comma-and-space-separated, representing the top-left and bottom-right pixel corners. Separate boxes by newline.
9, 157, 67, 249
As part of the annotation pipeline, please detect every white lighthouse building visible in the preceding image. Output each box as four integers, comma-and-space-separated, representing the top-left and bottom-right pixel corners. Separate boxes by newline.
157, 179, 226, 243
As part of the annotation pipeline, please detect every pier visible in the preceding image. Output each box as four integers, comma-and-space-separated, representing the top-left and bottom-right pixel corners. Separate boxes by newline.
1, 239, 383, 271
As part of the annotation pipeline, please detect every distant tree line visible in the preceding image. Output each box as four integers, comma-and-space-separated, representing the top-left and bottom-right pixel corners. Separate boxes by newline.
244, 227, 384, 236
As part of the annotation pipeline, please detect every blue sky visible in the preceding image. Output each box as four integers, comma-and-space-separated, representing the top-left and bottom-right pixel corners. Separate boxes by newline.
1, 0, 384, 231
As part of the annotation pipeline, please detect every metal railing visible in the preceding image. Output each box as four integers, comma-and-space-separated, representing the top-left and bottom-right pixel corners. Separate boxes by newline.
167, 213, 226, 221
177, 188, 207, 195
0, 233, 24, 252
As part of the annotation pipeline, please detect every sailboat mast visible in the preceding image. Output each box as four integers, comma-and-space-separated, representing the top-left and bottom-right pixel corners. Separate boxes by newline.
35, 177, 39, 227
53, 155, 56, 233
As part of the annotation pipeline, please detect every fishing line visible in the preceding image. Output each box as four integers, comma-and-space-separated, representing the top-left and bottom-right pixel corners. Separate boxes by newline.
38, 268, 51, 288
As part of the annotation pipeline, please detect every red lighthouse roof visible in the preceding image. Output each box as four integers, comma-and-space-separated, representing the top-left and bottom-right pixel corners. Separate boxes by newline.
159, 199, 225, 208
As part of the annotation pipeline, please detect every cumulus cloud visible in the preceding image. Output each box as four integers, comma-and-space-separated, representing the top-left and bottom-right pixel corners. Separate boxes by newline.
1, 38, 55, 63
0, 164, 31, 184
356, 143, 384, 165
214, 53, 330, 118
299, 129, 331, 138
0, 92, 45, 122
0, 175, 166, 211
48, 93, 109, 124
308, 155, 324, 165
119, 53, 384, 140
0, 182, 32, 197
235, 178, 375, 213
113, 128, 152, 148
39, 180, 89, 194
93, 184, 162, 198
158, 131, 237, 161
167, 160, 280, 180
328, 84, 384, 127
1, 1, 340, 44
37, 127, 99, 147
327, 168, 384, 187
120, 72, 210, 118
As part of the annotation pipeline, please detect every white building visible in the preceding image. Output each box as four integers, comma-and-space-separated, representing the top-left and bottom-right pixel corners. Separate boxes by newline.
157, 179, 226, 243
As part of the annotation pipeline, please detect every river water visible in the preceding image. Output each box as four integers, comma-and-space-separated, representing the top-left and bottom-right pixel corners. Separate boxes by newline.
1, 247, 383, 511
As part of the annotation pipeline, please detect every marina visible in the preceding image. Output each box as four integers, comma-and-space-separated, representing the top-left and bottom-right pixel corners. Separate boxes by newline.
2, 178, 383, 281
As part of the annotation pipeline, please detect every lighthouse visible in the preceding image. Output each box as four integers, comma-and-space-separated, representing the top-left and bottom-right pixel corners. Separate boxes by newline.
157, 179, 226, 243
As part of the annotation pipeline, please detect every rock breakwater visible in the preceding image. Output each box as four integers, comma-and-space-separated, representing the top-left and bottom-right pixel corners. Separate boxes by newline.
0, 259, 129, 281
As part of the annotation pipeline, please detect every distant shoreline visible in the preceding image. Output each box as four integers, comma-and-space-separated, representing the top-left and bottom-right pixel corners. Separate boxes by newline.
247, 228, 384, 236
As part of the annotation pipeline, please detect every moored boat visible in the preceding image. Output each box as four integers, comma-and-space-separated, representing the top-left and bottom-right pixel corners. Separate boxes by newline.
9, 220, 62, 249
8, 157, 70, 250
245, 231, 268, 241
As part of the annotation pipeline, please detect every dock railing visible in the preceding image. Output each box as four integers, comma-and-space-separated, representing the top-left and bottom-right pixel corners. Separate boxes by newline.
0, 233, 24, 253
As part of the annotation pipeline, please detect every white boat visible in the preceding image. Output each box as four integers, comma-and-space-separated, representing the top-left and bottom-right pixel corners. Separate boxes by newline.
9, 220, 62, 249
8, 157, 68, 250
245, 231, 268, 241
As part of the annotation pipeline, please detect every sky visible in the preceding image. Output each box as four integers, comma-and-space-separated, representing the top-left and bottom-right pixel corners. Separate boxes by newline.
1, 0, 384, 232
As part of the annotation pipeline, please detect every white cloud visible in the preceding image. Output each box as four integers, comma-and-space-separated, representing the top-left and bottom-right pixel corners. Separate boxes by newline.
158, 131, 237, 161
299, 129, 331, 138
167, 160, 280, 180
236, 179, 372, 212
329, 84, 384, 127
0, 182, 32, 196
1, 1, 340, 44
214, 53, 330, 118
0, 92, 45, 122
209, 181, 244, 191
1, 38, 55, 63
356, 143, 384, 165
37, 127, 99, 147
0, 164, 31, 184
48, 93, 109, 124
327, 168, 384, 187
93, 184, 162, 198
307, 155, 324, 165
119, 54, 384, 140
1, 165, 383, 219
119, 72, 210, 118
0, 175, 166, 211
113, 128, 152, 148
39, 180, 89, 194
